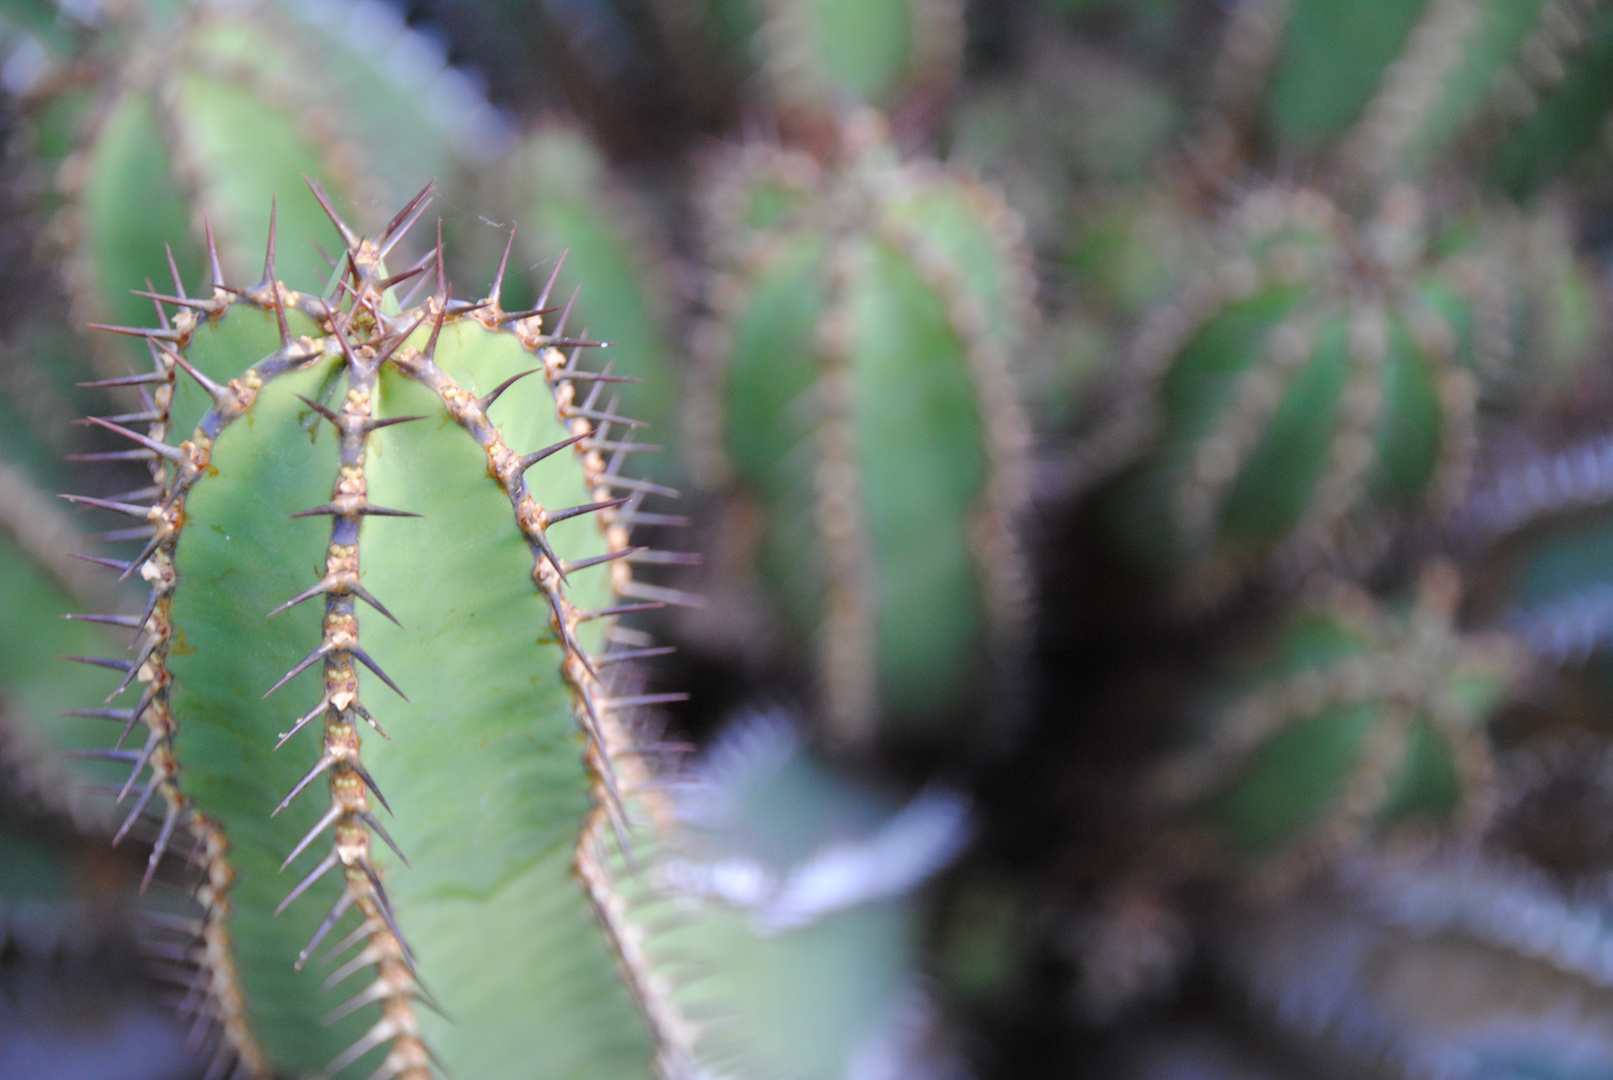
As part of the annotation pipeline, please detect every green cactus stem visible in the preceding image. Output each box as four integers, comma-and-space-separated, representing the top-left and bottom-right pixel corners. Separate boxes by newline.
757, 0, 964, 121
1103, 184, 1503, 604
60, 182, 696, 1079
695, 115, 1033, 744
1151, 564, 1518, 879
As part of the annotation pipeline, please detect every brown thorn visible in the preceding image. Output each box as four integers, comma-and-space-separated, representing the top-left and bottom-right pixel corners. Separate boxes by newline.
295, 394, 341, 427
519, 432, 589, 473
263, 641, 333, 699
86, 323, 180, 341
350, 584, 401, 628
275, 850, 341, 916
295, 889, 356, 971
272, 752, 335, 817
546, 496, 631, 526
351, 646, 409, 702
562, 546, 646, 574
303, 175, 360, 248
275, 695, 333, 750
359, 810, 409, 868
378, 181, 437, 254
142, 799, 182, 892
81, 416, 184, 463
59, 493, 152, 519
203, 214, 224, 289
289, 502, 421, 520
164, 244, 188, 301
477, 368, 541, 413
534, 249, 568, 312
280, 804, 343, 872
361, 414, 428, 433
490, 227, 516, 307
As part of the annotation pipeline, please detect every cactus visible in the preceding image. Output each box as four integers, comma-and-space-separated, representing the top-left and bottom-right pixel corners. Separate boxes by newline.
1151, 565, 1518, 871
1102, 184, 1503, 601
58, 184, 693, 1079
756, 0, 964, 121
694, 115, 1033, 744
49, 0, 498, 372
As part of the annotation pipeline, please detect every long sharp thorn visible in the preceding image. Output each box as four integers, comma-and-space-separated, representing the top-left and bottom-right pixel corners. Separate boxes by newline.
379, 181, 436, 252
519, 432, 588, 473
350, 700, 389, 740
280, 804, 343, 872
361, 414, 428, 433
272, 753, 335, 817
289, 502, 421, 519
263, 641, 332, 698
86, 323, 180, 341
77, 371, 169, 388
322, 920, 376, 968
350, 761, 392, 815
146, 279, 171, 330
276, 696, 332, 750
259, 197, 280, 289
563, 547, 646, 574
547, 496, 630, 525
62, 707, 137, 722
295, 394, 341, 427
120, 531, 169, 581
599, 646, 678, 665
358, 864, 415, 966
275, 850, 340, 915
558, 370, 637, 383
551, 287, 579, 341
477, 368, 540, 413
325, 1020, 395, 1077
165, 244, 188, 301
528, 523, 567, 583
321, 981, 389, 1027
71, 746, 139, 761
534, 250, 568, 312
360, 810, 409, 867
81, 417, 184, 463
114, 775, 161, 844
267, 578, 331, 618
351, 646, 408, 701
116, 730, 160, 803
378, 260, 430, 292
62, 655, 132, 673
295, 890, 356, 971
350, 584, 400, 627
433, 220, 445, 299
62, 612, 143, 629
142, 800, 181, 892
59, 493, 151, 519
159, 345, 229, 402
303, 175, 360, 248
203, 214, 224, 289
422, 302, 447, 364
490, 228, 516, 307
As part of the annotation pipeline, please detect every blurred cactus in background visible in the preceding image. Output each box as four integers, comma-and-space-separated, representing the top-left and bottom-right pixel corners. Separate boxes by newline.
14, 0, 1613, 1079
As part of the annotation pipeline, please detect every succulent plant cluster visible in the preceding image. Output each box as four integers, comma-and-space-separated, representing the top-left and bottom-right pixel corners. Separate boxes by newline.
15, 0, 1613, 1078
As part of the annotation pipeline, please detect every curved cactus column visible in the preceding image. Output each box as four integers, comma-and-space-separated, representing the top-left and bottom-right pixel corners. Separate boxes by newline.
1105, 185, 1503, 604
62, 185, 692, 1079
1151, 564, 1518, 882
698, 120, 1033, 745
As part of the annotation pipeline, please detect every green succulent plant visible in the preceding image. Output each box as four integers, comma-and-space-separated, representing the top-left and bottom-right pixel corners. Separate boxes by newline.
693, 114, 1033, 745
1151, 564, 1518, 870
1104, 184, 1504, 603
56, 183, 694, 1080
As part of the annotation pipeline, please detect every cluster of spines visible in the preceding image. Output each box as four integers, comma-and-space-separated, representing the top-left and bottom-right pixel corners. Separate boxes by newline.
1151, 564, 1519, 886
60, 180, 702, 1078
696, 125, 1033, 743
